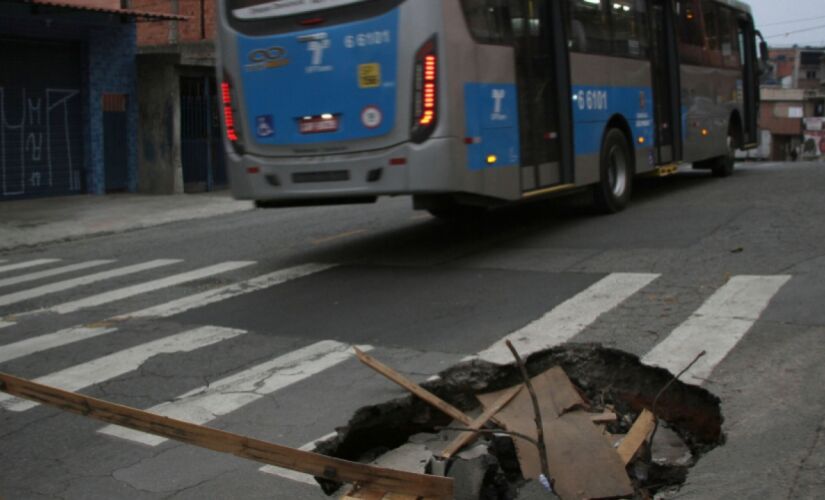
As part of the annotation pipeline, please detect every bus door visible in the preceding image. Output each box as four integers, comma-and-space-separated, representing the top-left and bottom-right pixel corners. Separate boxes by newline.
738, 17, 759, 147
650, 0, 682, 163
511, 0, 573, 192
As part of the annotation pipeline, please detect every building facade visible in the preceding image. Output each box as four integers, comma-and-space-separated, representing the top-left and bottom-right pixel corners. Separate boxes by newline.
131, 0, 225, 194
747, 47, 825, 161
0, 0, 181, 201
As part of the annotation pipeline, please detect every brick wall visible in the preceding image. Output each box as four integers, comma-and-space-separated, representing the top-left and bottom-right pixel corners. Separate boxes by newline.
133, 0, 217, 46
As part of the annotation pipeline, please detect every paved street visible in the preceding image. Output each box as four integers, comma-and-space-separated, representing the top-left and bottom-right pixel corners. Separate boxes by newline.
1, 161, 824, 499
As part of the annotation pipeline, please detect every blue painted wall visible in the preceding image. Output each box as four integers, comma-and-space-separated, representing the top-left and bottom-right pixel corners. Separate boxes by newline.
0, 6, 138, 197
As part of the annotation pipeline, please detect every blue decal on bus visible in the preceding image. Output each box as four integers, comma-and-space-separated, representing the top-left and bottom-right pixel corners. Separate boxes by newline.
236, 8, 399, 145
464, 83, 521, 171
571, 86, 655, 156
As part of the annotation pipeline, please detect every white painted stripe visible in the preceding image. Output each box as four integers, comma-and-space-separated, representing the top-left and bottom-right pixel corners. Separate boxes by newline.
476, 273, 660, 364
0, 325, 118, 365
0, 320, 13, 329
0, 259, 61, 275
116, 263, 336, 320
0, 259, 181, 308
0, 260, 115, 289
99, 341, 371, 446
642, 275, 791, 384
49, 261, 255, 314
0, 326, 247, 412
259, 432, 338, 485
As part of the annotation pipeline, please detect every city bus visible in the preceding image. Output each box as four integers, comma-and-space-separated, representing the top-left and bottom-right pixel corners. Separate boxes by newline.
217, 0, 767, 216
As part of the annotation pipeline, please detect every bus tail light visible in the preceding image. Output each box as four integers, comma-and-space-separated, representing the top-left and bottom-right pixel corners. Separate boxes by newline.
411, 37, 438, 143
221, 75, 242, 149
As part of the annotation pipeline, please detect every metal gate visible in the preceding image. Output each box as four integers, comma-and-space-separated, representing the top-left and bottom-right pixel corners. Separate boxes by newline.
103, 93, 129, 191
0, 37, 83, 200
180, 76, 226, 192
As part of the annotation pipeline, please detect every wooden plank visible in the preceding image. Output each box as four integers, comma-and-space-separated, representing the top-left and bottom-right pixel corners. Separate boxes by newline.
440, 385, 522, 459
478, 368, 633, 500
590, 410, 618, 424
353, 347, 474, 426
617, 409, 657, 465
0, 372, 452, 499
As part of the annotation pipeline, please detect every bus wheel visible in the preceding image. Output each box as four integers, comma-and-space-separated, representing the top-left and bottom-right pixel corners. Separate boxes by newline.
593, 128, 633, 214
712, 133, 736, 178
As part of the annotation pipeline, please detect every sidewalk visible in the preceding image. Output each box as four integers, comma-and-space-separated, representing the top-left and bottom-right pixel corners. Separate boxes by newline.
0, 192, 254, 251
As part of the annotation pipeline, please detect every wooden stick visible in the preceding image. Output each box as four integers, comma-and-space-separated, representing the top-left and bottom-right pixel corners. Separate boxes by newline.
440, 385, 522, 459
617, 409, 657, 465
0, 372, 453, 499
353, 347, 475, 426
505, 341, 551, 483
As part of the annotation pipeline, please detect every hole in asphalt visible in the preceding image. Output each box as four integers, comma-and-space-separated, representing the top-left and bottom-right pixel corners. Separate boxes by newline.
312, 344, 724, 499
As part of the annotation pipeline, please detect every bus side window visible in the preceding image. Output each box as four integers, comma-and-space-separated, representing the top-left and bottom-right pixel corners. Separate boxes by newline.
717, 6, 741, 69
610, 0, 649, 59
701, 0, 722, 67
567, 0, 611, 55
677, 0, 705, 65
460, 0, 513, 44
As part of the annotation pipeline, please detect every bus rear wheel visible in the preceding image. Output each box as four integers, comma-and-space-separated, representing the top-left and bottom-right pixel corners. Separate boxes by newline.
593, 128, 633, 214
711, 133, 736, 178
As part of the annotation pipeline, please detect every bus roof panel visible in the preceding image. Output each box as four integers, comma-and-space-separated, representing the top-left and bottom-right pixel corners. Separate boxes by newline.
716, 0, 753, 16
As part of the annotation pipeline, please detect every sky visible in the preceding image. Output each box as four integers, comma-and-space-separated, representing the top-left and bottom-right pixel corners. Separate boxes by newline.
748, 0, 825, 48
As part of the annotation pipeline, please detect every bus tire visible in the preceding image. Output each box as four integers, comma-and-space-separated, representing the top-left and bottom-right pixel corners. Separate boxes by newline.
711, 133, 736, 178
593, 128, 633, 214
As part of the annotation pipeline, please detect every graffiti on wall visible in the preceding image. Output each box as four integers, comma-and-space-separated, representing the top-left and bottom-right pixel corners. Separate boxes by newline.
1, 87, 81, 197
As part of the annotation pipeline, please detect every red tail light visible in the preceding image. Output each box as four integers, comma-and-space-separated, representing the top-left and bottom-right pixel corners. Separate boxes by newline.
412, 37, 438, 143
221, 79, 239, 143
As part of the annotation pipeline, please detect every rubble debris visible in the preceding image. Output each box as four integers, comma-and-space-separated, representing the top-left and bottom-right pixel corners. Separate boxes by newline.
650, 425, 694, 468
515, 480, 562, 500
323, 344, 724, 499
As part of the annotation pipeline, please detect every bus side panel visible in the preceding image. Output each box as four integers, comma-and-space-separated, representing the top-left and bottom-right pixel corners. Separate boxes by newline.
569, 53, 656, 185
433, 0, 521, 202
680, 64, 742, 163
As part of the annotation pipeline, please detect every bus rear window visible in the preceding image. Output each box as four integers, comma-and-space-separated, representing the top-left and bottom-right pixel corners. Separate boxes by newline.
231, 0, 370, 20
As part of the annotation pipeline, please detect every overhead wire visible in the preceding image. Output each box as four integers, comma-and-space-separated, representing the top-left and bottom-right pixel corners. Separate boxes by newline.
760, 15, 825, 28
766, 24, 825, 39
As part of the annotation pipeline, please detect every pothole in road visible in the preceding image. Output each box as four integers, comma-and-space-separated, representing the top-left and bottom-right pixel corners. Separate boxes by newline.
314, 344, 724, 499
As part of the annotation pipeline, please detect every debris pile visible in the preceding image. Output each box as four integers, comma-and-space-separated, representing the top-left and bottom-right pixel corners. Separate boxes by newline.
324, 345, 722, 500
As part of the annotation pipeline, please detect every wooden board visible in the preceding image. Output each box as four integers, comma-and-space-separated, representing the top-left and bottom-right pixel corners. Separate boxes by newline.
478, 368, 633, 500
440, 385, 522, 459
617, 409, 657, 465
354, 347, 476, 426
0, 372, 452, 499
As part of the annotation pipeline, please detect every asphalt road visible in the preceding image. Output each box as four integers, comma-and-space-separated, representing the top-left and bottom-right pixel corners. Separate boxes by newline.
1, 161, 824, 499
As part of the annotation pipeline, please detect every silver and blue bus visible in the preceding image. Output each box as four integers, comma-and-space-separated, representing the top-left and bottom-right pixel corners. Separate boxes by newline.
217, 0, 767, 215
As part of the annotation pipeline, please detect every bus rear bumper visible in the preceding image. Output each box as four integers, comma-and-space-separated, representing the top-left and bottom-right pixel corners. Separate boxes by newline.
226, 138, 455, 203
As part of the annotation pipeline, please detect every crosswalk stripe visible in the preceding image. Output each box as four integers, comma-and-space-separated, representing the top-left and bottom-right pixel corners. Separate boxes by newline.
259, 432, 337, 485
0, 326, 247, 412
476, 273, 660, 364
48, 261, 256, 315
642, 275, 791, 384
0, 259, 61, 275
0, 326, 117, 365
1, 263, 332, 356
0, 259, 181, 308
115, 263, 336, 320
0, 260, 115, 289
98, 341, 371, 446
